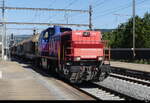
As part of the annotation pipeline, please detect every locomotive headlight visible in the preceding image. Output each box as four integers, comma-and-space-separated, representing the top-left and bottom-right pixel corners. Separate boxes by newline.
66, 63, 70, 65
74, 57, 81, 61
98, 56, 103, 61
83, 32, 90, 37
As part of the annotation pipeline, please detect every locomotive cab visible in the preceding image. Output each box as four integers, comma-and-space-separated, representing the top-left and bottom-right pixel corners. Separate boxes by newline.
60, 30, 110, 83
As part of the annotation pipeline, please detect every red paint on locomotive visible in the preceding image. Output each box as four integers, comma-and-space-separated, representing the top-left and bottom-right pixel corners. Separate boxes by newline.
60, 30, 104, 60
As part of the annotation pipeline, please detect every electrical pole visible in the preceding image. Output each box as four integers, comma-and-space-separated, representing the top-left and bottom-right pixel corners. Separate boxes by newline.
132, 0, 136, 57
64, 12, 69, 24
1, 0, 5, 60
1, 0, 7, 60
89, 5, 92, 30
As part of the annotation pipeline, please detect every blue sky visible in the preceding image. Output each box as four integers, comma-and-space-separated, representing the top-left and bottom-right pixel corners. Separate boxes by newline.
2, 0, 150, 35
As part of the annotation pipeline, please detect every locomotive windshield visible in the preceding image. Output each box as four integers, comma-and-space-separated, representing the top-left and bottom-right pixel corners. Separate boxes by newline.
60, 28, 72, 33
44, 32, 49, 39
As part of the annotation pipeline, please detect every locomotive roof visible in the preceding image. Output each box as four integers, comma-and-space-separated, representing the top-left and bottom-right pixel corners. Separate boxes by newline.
45, 26, 72, 31
42, 26, 72, 35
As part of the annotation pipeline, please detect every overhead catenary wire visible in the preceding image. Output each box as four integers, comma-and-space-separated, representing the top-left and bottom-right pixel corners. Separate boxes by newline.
48, 0, 56, 8
63, 0, 77, 9
93, 0, 149, 21
93, 0, 103, 5
92, 0, 106, 8
49, 0, 74, 19
93, 2, 132, 20
53, 0, 88, 24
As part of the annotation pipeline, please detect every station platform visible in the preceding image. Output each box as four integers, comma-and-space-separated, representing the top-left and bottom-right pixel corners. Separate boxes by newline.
110, 61, 150, 73
0, 60, 94, 100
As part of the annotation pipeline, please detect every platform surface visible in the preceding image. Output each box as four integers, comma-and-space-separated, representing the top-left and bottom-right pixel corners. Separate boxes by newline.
0, 60, 94, 100
111, 61, 150, 73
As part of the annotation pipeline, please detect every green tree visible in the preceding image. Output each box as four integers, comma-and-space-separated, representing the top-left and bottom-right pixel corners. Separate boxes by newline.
143, 12, 150, 47
103, 12, 150, 48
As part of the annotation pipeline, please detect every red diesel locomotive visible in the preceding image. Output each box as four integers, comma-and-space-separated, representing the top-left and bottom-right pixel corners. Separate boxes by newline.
11, 26, 111, 83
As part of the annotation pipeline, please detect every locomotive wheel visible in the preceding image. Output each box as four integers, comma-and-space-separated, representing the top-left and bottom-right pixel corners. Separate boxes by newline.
39, 60, 42, 69
55, 67, 59, 73
99, 72, 106, 81
36, 58, 40, 67
54, 67, 61, 78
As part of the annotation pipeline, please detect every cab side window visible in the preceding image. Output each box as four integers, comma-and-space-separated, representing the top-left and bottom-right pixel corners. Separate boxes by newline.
44, 31, 49, 39
49, 29, 55, 36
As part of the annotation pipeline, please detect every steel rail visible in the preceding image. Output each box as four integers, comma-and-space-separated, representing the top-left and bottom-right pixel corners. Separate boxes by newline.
93, 82, 136, 100
110, 73, 150, 86
110, 67, 150, 81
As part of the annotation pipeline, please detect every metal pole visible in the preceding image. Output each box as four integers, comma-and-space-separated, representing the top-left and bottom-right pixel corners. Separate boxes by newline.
1, 0, 7, 60
5, 23, 7, 60
89, 5, 92, 30
133, 0, 136, 57
1, 0, 4, 60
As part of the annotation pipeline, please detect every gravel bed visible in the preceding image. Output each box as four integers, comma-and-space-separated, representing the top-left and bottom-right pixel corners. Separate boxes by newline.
80, 88, 125, 100
97, 76, 150, 101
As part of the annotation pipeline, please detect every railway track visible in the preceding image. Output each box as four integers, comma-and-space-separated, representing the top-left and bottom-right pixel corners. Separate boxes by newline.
110, 73, 150, 87
72, 69, 150, 100
76, 72, 150, 100
111, 67, 150, 81
12, 58, 148, 100
98, 73, 150, 101
74, 82, 136, 100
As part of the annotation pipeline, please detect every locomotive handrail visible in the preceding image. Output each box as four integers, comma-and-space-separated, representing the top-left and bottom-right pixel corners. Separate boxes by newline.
101, 40, 109, 48
73, 40, 101, 42
64, 40, 105, 44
